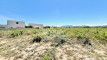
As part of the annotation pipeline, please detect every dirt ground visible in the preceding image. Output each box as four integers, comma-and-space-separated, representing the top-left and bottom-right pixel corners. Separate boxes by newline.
0, 36, 107, 60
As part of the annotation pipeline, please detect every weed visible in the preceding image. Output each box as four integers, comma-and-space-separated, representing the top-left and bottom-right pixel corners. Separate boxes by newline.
43, 53, 52, 60
9, 30, 24, 38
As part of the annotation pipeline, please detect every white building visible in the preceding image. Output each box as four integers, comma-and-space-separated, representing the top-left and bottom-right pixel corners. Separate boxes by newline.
7, 20, 25, 28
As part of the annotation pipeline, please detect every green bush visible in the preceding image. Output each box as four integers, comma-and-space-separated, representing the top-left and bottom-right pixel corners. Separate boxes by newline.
9, 30, 24, 38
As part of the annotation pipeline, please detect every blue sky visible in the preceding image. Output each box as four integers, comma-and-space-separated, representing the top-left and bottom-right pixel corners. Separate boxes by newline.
0, 0, 107, 26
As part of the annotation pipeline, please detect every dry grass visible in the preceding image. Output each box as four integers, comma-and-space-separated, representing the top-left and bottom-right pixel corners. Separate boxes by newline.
0, 28, 107, 60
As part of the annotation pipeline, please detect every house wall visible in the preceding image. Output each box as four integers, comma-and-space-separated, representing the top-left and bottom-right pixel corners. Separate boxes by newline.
7, 20, 25, 28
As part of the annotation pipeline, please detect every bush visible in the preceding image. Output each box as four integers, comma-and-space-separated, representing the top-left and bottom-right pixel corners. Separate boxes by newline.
42, 50, 55, 60
52, 36, 66, 47
44, 26, 50, 28
9, 30, 24, 38
25, 26, 33, 28
43, 53, 52, 60
32, 36, 42, 43
83, 38, 92, 46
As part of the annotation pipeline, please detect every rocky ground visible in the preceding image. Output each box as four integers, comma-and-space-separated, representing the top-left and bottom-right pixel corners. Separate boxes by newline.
0, 35, 107, 60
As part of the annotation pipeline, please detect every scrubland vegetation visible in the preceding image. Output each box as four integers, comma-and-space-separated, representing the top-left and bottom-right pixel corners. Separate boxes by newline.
0, 28, 107, 60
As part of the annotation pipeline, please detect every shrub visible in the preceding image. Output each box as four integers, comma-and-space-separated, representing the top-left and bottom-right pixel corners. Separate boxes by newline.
9, 30, 24, 38
83, 38, 92, 46
32, 36, 42, 43
52, 36, 66, 47
44, 26, 50, 29
43, 53, 52, 60
25, 26, 33, 28
42, 50, 55, 60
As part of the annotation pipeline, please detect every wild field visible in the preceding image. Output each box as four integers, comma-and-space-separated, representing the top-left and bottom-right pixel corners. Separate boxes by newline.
0, 28, 107, 60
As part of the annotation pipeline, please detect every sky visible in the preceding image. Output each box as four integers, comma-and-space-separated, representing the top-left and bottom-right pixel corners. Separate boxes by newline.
0, 0, 107, 26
